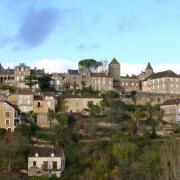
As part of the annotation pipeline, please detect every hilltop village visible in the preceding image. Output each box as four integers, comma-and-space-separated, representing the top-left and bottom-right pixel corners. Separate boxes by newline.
0, 58, 180, 179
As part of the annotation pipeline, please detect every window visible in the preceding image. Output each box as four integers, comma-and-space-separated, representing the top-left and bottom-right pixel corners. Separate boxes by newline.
33, 161, 36, 166
5, 112, 10, 118
6, 120, 10, 125
43, 161, 48, 170
52, 161, 57, 169
37, 102, 41, 107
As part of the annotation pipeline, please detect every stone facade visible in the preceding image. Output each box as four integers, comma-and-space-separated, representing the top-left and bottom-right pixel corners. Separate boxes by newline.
142, 70, 180, 94
28, 146, 65, 177
90, 73, 113, 92
120, 75, 140, 92
63, 94, 102, 113
0, 100, 21, 131
160, 99, 180, 124
17, 88, 33, 113
108, 58, 120, 81
0, 63, 44, 88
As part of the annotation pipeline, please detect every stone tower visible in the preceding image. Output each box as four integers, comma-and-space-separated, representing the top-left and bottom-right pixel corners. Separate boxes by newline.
108, 58, 120, 81
145, 62, 153, 78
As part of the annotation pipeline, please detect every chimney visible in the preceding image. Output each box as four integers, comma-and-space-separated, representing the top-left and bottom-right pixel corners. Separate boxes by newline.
51, 151, 54, 157
35, 151, 39, 157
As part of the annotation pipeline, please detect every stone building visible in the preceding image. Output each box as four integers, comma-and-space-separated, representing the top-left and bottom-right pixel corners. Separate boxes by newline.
138, 63, 154, 80
119, 75, 141, 92
108, 58, 120, 81
160, 98, 180, 124
0, 100, 22, 131
90, 73, 113, 91
33, 92, 55, 114
17, 88, 33, 112
63, 94, 102, 113
51, 73, 65, 91
28, 146, 65, 177
0, 63, 44, 89
142, 70, 180, 94
0, 64, 15, 85
15, 63, 31, 88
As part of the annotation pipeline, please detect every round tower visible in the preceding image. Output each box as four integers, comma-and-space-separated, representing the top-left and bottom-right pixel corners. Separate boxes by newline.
108, 58, 120, 80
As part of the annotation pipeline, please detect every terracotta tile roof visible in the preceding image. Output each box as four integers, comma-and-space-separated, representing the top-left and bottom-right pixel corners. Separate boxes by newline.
17, 88, 32, 95
162, 98, 180, 106
146, 62, 153, 70
109, 58, 119, 64
144, 70, 179, 81
29, 146, 63, 157
43, 91, 54, 97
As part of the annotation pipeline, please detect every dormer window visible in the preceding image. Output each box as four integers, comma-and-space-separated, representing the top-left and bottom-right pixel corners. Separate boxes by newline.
51, 151, 54, 157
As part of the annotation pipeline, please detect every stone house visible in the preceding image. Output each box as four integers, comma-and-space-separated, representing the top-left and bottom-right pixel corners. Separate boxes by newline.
63, 94, 102, 113
33, 92, 55, 113
120, 75, 141, 92
160, 98, 180, 124
0, 100, 22, 131
17, 88, 33, 113
90, 73, 113, 92
28, 146, 65, 177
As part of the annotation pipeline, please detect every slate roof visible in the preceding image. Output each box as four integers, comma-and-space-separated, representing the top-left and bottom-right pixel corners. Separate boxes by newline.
144, 70, 179, 81
109, 58, 119, 65
15, 63, 30, 69
0, 64, 4, 71
68, 69, 79, 75
0, 68, 14, 75
162, 98, 180, 106
29, 146, 63, 157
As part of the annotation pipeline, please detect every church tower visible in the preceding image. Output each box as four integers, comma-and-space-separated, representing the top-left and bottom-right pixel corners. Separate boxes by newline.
108, 58, 120, 81
145, 62, 153, 78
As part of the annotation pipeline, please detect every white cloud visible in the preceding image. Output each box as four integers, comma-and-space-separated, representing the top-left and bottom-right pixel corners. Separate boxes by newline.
31, 58, 78, 73
121, 63, 180, 76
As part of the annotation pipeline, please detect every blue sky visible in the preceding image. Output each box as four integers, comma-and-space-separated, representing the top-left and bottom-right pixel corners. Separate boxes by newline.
0, 0, 180, 74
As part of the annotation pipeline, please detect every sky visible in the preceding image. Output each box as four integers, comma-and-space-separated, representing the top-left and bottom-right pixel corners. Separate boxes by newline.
1, 0, 180, 75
